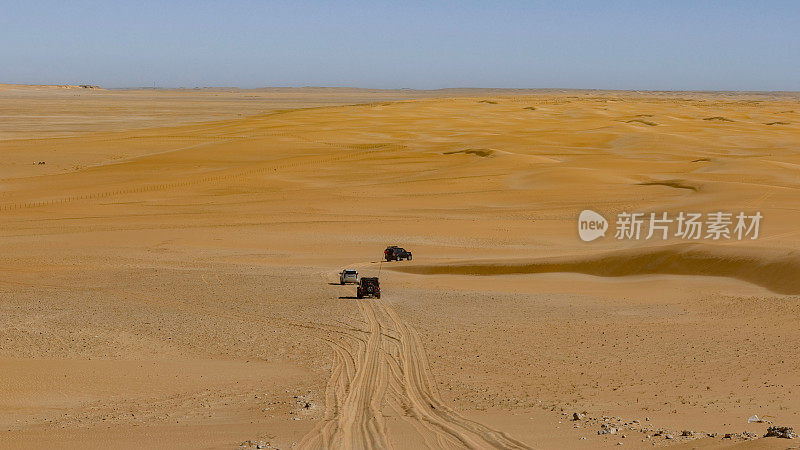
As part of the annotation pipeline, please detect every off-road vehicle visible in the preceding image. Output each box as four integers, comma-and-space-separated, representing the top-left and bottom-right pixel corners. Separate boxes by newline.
357, 277, 381, 299
384, 246, 412, 261
339, 269, 359, 285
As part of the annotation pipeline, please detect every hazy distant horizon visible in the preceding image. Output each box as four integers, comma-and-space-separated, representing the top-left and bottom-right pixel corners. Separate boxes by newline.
7, 84, 800, 95
2, 1, 798, 91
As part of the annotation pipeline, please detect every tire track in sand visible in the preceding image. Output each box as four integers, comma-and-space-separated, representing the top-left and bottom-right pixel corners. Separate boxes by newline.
298, 298, 531, 449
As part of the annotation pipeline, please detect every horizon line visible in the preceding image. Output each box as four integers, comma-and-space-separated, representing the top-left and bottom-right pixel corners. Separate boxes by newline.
2, 83, 799, 94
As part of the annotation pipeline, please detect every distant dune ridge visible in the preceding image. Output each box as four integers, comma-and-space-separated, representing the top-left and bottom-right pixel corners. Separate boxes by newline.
390, 243, 800, 295
0, 83, 101, 90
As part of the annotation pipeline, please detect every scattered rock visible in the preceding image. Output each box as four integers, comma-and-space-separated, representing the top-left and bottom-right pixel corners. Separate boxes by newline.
238, 440, 272, 450
665, 434, 674, 440
765, 426, 797, 439
722, 431, 761, 440
573, 412, 585, 421
598, 424, 618, 435
681, 430, 693, 436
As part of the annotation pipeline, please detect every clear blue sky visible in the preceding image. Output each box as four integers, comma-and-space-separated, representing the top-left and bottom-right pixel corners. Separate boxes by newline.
1, 0, 798, 90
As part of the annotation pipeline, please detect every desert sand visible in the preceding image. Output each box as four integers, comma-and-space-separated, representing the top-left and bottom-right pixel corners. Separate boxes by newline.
1, 85, 799, 449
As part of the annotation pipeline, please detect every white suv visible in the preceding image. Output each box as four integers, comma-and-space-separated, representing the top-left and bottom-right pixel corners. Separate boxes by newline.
339, 269, 359, 285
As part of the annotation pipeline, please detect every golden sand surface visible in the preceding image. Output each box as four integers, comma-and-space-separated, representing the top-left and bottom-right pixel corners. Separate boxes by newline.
1, 86, 799, 449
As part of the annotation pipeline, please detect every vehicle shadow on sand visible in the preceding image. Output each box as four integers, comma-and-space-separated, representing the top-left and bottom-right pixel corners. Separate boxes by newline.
338, 296, 360, 300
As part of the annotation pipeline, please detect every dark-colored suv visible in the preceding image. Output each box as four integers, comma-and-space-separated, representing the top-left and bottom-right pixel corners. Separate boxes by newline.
357, 277, 381, 299
384, 246, 412, 261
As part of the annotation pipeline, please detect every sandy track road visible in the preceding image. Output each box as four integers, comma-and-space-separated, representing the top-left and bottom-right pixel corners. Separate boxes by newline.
298, 298, 531, 450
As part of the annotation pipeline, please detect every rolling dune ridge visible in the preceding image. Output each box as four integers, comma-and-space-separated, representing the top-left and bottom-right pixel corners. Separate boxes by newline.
390, 243, 800, 294
1, 87, 799, 449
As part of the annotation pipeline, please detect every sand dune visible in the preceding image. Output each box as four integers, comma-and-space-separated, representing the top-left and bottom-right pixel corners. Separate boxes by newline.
390, 243, 800, 294
1, 88, 799, 449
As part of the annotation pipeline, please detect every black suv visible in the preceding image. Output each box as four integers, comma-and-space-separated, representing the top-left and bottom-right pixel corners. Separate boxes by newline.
384, 246, 412, 261
357, 277, 381, 299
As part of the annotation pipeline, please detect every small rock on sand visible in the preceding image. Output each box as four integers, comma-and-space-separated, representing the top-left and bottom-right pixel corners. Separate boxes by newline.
598, 424, 618, 435
765, 426, 797, 439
